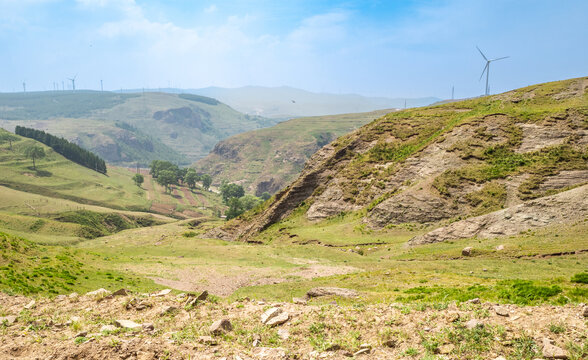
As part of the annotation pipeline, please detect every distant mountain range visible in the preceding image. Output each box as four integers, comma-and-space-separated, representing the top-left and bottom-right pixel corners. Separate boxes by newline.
127, 86, 440, 119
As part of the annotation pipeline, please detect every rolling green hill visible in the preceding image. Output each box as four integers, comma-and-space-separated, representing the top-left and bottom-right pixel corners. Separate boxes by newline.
0, 91, 276, 166
193, 109, 395, 195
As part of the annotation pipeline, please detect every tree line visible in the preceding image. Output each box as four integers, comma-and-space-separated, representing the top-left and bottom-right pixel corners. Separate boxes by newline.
15, 126, 107, 174
148, 160, 212, 192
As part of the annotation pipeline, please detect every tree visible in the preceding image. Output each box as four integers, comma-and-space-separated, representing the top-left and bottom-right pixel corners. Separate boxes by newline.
149, 160, 179, 179
220, 183, 245, 204
156, 170, 177, 193
201, 174, 212, 191
240, 194, 262, 210
225, 197, 244, 220
132, 173, 144, 187
0, 132, 18, 150
24, 144, 45, 170
184, 170, 199, 189
260, 192, 271, 201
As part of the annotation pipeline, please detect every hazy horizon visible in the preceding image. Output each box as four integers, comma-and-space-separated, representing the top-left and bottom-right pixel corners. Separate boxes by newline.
1, 0, 587, 99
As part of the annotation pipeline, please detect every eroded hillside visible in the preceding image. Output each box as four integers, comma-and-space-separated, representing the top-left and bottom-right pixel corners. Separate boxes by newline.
214, 77, 588, 241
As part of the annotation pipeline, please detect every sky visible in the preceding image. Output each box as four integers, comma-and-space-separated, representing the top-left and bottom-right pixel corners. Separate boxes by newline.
0, 0, 587, 98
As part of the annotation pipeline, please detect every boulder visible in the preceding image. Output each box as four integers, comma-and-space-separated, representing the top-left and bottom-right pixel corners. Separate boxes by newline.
113, 288, 130, 296
261, 307, 283, 324
306, 287, 358, 298
115, 319, 142, 330
462, 247, 473, 256
266, 312, 289, 327
293, 297, 307, 305
86, 288, 111, 298
209, 319, 232, 335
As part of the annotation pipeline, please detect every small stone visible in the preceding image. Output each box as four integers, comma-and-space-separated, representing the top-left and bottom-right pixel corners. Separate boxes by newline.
261, 307, 283, 324
75, 331, 88, 338
266, 311, 289, 327
253, 339, 261, 347
494, 357, 507, 360
113, 288, 130, 296
160, 305, 178, 316
142, 323, 154, 331
467, 298, 481, 304
360, 343, 371, 349
196, 290, 208, 301
582, 306, 588, 317
86, 288, 111, 298
253, 347, 287, 359
0, 315, 17, 326
24, 300, 36, 309
115, 319, 142, 330
68, 292, 79, 299
151, 289, 172, 297
383, 339, 396, 348
542, 338, 568, 359
100, 325, 117, 332
494, 306, 510, 317
198, 335, 217, 345
465, 319, 483, 330
446, 312, 460, 322
462, 247, 473, 256
293, 297, 307, 305
277, 329, 290, 340
70, 316, 81, 323
496, 245, 505, 251
438, 344, 455, 354
55, 295, 67, 302
209, 319, 232, 335
353, 348, 370, 356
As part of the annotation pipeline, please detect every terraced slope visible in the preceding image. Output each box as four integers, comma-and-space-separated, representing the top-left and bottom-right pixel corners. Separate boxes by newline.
193, 109, 395, 195
214, 77, 588, 241
0, 91, 276, 165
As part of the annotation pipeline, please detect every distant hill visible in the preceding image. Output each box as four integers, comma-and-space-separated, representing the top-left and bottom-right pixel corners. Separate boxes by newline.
193, 109, 396, 195
131, 86, 439, 119
0, 91, 276, 165
211, 76, 588, 242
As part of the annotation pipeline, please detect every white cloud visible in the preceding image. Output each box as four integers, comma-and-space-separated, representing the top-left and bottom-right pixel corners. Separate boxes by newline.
204, 4, 217, 13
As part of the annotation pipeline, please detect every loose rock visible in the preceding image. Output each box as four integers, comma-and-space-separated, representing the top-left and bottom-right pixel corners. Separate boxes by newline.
209, 319, 232, 335
465, 319, 483, 330
112, 288, 130, 296
86, 288, 111, 298
0, 315, 17, 326
142, 323, 154, 331
198, 335, 217, 345
494, 306, 510, 317
277, 328, 290, 340
115, 319, 142, 330
462, 247, 473, 256
24, 300, 36, 309
542, 338, 568, 359
151, 289, 172, 297
100, 325, 117, 332
261, 307, 283, 324
306, 287, 359, 298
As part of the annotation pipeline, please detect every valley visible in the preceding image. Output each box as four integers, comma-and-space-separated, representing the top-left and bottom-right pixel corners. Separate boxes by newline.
0, 78, 587, 360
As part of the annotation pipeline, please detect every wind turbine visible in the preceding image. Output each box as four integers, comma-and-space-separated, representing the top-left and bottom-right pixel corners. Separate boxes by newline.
68, 75, 77, 91
477, 46, 509, 96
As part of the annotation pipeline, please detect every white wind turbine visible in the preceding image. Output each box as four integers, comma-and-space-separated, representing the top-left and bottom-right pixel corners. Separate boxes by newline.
477, 46, 509, 96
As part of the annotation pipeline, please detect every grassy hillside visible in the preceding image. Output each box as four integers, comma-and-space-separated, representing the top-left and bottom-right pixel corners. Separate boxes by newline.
0, 91, 276, 165
220, 77, 587, 241
193, 109, 395, 195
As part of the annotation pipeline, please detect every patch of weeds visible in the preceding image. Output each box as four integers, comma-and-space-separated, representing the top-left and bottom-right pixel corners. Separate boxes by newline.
74, 336, 88, 344
567, 339, 588, 360
446, 323, 493, 356
402, 347, 419, 357
420, 331, 442, 355
182, 231, 197, 238
512, 332, 539, 360
548, 322, 566, 334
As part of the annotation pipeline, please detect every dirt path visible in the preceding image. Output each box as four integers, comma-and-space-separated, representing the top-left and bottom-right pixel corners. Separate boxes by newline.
172, 188, 188, 205
179, 187, 199, 206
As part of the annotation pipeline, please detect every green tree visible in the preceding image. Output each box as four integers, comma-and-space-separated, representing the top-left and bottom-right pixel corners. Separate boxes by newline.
240, 194, 262, 210
132, 173, 144, 187
225, 197, 244, 220
184, 169, 199, 189
24, 144, 46, 170
0, 132, 18, 150
260, 192, 271, 201
156, 170, 177, 193
220, 182, 245, 204
201, 174, 212, 191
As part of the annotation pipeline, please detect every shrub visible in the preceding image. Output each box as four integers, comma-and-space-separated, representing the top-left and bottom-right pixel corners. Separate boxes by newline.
571, 272, 588, 284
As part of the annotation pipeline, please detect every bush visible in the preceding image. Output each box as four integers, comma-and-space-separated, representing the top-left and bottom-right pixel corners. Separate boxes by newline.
571, 272, 588, 284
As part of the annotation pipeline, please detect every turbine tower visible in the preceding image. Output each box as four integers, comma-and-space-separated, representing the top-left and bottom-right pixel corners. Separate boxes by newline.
22, 81, 26, 92
68, 75, 77, 91
477, 46, 509, 96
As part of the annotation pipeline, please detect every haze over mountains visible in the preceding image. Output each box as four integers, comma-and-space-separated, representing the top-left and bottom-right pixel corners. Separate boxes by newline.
130, 86, 440, 119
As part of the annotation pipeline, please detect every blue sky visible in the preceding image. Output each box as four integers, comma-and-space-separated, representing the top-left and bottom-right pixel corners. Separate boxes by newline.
0, 0, 586, 98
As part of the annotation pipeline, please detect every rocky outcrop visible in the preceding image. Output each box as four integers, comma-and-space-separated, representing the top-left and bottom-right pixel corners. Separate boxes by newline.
409, 184, 588, 245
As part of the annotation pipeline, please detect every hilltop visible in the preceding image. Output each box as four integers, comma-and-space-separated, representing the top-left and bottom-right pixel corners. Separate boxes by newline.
193, 109, 395, 195
0, 91, 276, 165
211, 77, 587, 243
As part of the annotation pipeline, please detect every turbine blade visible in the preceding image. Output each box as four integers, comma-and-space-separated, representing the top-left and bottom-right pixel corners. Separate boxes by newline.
479, 63, 489, 81
476, 46, 488, 61
490, 56, 509, 62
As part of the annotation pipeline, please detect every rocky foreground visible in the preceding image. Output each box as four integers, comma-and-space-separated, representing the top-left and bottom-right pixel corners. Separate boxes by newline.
1, 288, 587, 359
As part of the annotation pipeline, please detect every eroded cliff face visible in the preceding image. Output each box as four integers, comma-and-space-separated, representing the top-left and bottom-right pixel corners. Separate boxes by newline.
215, 77, 588, 242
